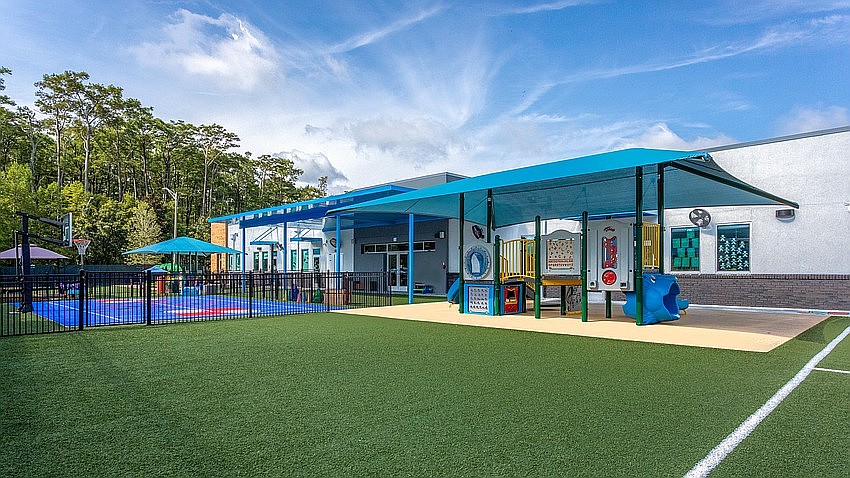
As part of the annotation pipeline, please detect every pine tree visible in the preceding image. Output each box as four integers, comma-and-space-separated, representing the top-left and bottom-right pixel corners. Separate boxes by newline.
126, 201, 162, 265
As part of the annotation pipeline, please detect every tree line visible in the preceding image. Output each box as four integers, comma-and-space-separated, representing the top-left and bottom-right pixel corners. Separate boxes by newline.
0, 68, 325, 265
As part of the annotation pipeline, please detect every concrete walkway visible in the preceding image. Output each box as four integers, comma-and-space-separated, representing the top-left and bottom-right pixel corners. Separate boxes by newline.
337, 302, 831, 352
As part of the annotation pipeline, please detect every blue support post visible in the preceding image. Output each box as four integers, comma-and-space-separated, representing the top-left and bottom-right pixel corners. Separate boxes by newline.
408, 213, 414, 305
336, 215, 342, 290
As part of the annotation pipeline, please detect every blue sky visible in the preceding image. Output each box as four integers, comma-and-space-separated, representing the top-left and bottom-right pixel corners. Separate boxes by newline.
2, 0, 849, 192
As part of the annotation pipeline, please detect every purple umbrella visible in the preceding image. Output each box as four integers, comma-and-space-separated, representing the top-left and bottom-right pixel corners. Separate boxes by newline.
0, 245, 69, 260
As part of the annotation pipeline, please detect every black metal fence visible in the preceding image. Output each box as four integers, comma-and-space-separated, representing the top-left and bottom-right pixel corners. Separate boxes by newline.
0, 271, 392, 337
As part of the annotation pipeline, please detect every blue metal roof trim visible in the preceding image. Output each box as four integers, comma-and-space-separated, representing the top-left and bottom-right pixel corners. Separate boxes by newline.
291, 237, 323, 242
208, 185, 413, 223
249, 240, 279, 245
329, 148, 798, 228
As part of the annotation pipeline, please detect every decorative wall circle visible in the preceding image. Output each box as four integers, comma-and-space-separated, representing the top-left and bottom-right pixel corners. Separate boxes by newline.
464, 245, 492, 280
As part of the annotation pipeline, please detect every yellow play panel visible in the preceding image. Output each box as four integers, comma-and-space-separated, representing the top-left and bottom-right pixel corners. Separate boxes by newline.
336, 302, 830, 352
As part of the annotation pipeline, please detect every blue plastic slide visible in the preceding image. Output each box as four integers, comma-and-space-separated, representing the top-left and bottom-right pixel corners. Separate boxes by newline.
623, 273, 681, 325
447, 278, 460, 304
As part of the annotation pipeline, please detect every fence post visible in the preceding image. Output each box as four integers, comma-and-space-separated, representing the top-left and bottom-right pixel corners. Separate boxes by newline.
248, 272, 254, 318
78, 269, 86, 331
326, 270, 331, 312
145, 270, 152, 326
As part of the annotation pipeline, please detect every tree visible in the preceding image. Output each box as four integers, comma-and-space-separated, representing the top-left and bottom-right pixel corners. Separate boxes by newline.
35, 71, 77, 186
0, 66, 12, 106
194, 124, 239, 216
15, 106, 43, 191
126, 201, 162, 265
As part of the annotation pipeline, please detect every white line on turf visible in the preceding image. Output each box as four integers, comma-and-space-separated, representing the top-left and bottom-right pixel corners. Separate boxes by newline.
684, 324, 850, 478
813, 367, 850, 375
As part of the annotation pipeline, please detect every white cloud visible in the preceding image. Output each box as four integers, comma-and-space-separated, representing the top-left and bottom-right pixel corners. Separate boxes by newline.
271, 150, 348, 190
327, 6, 445, 54
612, 123, 735, 151
496, 0, 600, 16
132, 9, 279, 91
776, 106, 849, 135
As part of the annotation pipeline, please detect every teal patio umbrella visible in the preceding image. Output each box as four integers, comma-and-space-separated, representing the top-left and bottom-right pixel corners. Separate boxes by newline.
125, 237, 241, 273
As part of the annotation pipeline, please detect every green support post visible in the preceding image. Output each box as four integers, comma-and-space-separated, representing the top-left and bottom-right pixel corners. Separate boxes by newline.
560, 285, 566, 316
657, 164, 665, 274
581, 211, 588, 322
605, 291, 611, 318
458, 193, 465, 314
635, 166, 644, 325
486, 189, 493, 244
493, 235, 501, 316
534, 215, 541, 319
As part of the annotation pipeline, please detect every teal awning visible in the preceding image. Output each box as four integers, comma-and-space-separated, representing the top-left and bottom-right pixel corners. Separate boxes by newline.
124, 236, 241, 255
330, 148, 797, 227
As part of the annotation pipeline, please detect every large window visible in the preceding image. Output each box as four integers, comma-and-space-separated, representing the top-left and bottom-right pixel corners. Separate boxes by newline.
361, 241, 436, 254
290, 250, 297, 270
253, 252, 260, 271
671, 227, 700, 272
717, 224, 751, 272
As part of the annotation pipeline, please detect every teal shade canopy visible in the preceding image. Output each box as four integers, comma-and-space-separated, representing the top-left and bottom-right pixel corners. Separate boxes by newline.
330, 148, 798, 227
124, 236, 241, 255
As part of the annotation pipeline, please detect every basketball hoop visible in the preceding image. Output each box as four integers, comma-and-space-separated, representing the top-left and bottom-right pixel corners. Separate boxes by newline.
73, 238, 91, 256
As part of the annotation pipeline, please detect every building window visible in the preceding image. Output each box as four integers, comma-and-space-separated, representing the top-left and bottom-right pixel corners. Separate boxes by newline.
301, 250, 310, 271
671, 227, 700, 272
253, 252, 260, 271
261, 251, 269, 271
361, 241, 437, 254
290, 250, 298, 270
717, 224, 751, 272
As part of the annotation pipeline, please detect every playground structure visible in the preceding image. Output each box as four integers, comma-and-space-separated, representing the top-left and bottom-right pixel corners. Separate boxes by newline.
461, 218, 682, 324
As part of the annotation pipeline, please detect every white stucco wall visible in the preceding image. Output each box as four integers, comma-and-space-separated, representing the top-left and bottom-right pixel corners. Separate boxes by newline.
665, 129, 850, 274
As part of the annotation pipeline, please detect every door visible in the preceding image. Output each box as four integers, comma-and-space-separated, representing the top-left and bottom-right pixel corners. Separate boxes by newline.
387, 252, 408, 292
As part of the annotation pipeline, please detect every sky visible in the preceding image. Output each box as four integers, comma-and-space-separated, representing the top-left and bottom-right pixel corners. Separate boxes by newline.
2, 0, 849, 193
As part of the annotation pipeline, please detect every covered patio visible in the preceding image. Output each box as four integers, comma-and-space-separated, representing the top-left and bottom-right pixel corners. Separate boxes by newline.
333, 148, 799, 325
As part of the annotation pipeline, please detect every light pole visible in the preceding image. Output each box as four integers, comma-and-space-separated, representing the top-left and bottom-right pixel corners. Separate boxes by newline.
163, 187, 178, 268
163, 187, 178, 239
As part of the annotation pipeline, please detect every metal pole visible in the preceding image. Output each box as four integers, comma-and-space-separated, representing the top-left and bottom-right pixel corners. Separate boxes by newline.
635, 166, 644, 326
408, 213, 414, 305
458, 193, 465, 314
336, 215, 342, 291
145, 270, 152, 326
581, 211, 588, 322
486, 189, 493, 243
19, 215, 33, 313
493, 235, 501, 316
657, 164, 665, 274
534, 215, 541, 319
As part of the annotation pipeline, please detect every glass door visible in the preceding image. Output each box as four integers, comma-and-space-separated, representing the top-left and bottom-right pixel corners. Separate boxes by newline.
387, 252, 408, 291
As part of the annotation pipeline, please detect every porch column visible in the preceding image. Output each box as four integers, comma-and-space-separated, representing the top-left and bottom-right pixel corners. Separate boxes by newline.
335, 215, 341, 274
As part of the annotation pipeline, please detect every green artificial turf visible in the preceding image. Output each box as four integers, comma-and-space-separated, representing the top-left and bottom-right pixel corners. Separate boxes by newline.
1, 314, 848, 477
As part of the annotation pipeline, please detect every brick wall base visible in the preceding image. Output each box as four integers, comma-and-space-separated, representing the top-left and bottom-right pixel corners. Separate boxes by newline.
544, 274, 850, 311
673, 274, 850, 311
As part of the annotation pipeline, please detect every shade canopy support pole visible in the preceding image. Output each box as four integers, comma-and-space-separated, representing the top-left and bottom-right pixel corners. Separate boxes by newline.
635, 166, 644, 326
534, 215, 541, 319
408, 213, 414, 305
581, 211, 588, 322
657, 164, 665, 274
458, 193, 465, 314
